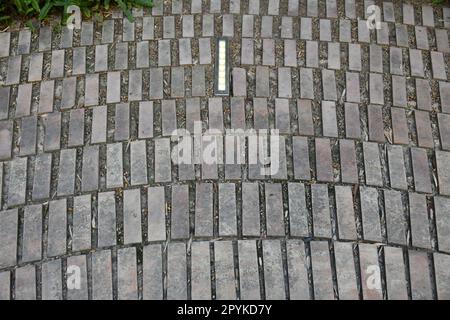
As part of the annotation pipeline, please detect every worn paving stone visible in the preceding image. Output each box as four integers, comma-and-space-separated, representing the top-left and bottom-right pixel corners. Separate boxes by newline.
97, 192, 117, 247
8, 158, 27, 207
41, 259, 62, 300
92, 250, 113, 300
0, 120, 13, 160
15, 265, 36, 300
215, 241, 236, 300
411, 147, 432, 194
143, 244, 163, 300
315, 138, 334, 183
130, 140, 148, 185
335, 186, 357, 240
167, 242, 187, 300
0, 209, 18, 268
286, 240, 310, 299
47, 199, 67, 257
67, 255, 88, 300
91, 106, 107, 144
334, 242, 358, 300
363, 142, 383, 187
57, 149, 76, 196
387, 145, 408, 190
263, 240, 285, 300
117, 247, 138, 300
238, 240, 260, 300
311, 241, 334, 300
32, 153, 52, 201
409, 250, 433, 300
434, 253, 450, 299
81, 145, 99, 192
311, 184, 332, 238
384, 190, 407, 246
384, 246, 408, 300
359, 243, 382, 300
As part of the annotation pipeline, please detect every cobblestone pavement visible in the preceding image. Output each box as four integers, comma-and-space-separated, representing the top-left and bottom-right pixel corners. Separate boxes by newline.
0, 0, 450, 300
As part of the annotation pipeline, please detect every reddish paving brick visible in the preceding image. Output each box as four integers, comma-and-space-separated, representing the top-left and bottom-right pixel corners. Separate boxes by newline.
367, 105, 384, 143
409, 250, 433, 300
335, 186, 357, 240
340, 139, 358, 184
310, 241, 334, 300
297, 99, 314, 136
391, 107, 409, 145
344, 103, 361, 139
315, 138, 334, 183
311, 184, 332, 238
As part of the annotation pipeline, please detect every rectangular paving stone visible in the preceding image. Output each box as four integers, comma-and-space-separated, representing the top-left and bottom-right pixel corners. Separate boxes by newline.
293, 136, 311, 180
80, 21, 93, 46
240, 182, 260, 237
171, 67, 185, 98
195, 183, 213, 237
138, 101, 153, 139
85, 74, 99, 107
232, 68, 247, 97
310, 241, 334, 300
230, 97, 245, 131
286, 240, 309, 300
5, 56, 21, 85
122, 18, 135, 41
128, 70, 142, 101
340, 139, 358, 184
416, 111, 434, 147
262, 39, 275, 66
422, 5, 434, 27
0, 120, 13, 160
328, 43, 341, 70
411, 147, 432, 194
0, 163, 2, 208
435, 29, 450, 53
434, 196, 450, 252
263, 240, 285, 300
123, 189, 142, 245
409, 193, 431, 249
114, 103, 130, 141
265, 183, 284, 236
241, 38, 254, 65
440, 82, 450, 114
434, 253, 450, 300
387, 145, 408, 190
38, 80, 54, 114
369, 73, 384, 105
288, 183, 309, 237
242, 15, 254, 37
416, 79, 432, 111
363, 142, 383, 186
91, 105, 107, 144
57, 149, 76, 196
202, 14, 214, 37
436, 151, 450, 196
97, 192, 117, 247
40, 207, 60, 259
322, 70, 337, 101
101, 20, 114, 43
69, 110, 86, 147
95, 45, 108, 72
339, 20, 351, 43
230, 0, 240, 13
61, 77, 77, 110
66, 255, 88, 300
315, 138, 333, 182
348, 44, 362, 71
431, 52, 447, 80
8, 158, 27, 207
311, 184, 332, 238
392, 75, 407, 108
219, 183, 237, 236
438, 113, 450, 151
252, 98, 268, 130
32, 153, 52, 201
384, 190, 407, 245
154, 138, 171, 182
50, 50, 64, 79
17, 29, 30, 54
182, 15, 195, 38
106, 143, 123, 189
319, 19, 331, 42
396, 24, 409, 47
409, 251, 433, 300
167, 243, 187, 300
41, 259, 62, 300
179, 38, 192, 65
0, 209, 18, 268
215, 241, 236, 300
284, 40, 297, 67
114, 42, 128, 70
143, 244, 163, 300
390, 47, 403, 75
358, 19, 370, 43
15, 265, 36, 300
370, 44, 383, 73
322, 101, 338, 137
72, 47, 86, 75
81, 145, 99, 192
391, 107, 408, 143
28, 53, 43, 82
359, 244, 382, 300
223, 14, 234, 37
130, 140, 148, 185
0, 271, 11, 301
0, 87, 9, 120
106, 72, 121, 103
192, 65, 206, 97
19, 115, 37, 156
335, 186, 357, 240
384, 246, 408, 300
0, 32, 10, 57
191, 241, 212, 300
117, 247, 138, 300
445, 7, 450, 27
238, 240, 260, 300
306, 41, 318, 68
171, 185, 189, 240
403, 3, 415, 24
360, 187, 382, 242
158, 40, 171, 66
15, 83, 32, 117
14, 265, 36, 300
344, 103, 360, 139
149, 68, 164, 99
410, 49, 424, 77
334, 242, 358, 300
142, 17, 154, 40
415, 26, 429, 50
297, 99, 314, 136
60, 27, 73, 48
72, 195, 91, 252
300, 18, 312, 40
377, 22, 389, 45
275, 98, 290, 133
199, 38, 212, 65
299, 68, 314, 99
162, 100, 177, 136
92, 250, 113, 300
307, 0, 318, 16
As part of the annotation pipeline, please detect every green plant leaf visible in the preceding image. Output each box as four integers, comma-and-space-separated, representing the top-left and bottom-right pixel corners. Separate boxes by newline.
39, 1, 53, 20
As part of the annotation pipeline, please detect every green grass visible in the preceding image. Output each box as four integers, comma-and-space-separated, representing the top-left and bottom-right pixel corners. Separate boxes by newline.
0, 0, 152, 25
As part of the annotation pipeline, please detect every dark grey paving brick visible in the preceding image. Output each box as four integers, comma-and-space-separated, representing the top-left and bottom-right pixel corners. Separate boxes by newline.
114, 42, 128, 70
334, 242, 358, 300
311, 184, 332, 238
215, 241, 236, 300
19, 115, 37, 156
411, 147, 432, 194
171, 67, 185, 98
322, 101, 338, 137
346, 72, 360, 103
299, 68, 314, 99
128, 70, 142, 101
0, 209, 18, 268
384, 246, 408, 300
415, 26, 429, 50
7, 158, 27, 207
0, 32, 10, 57
256, 66, 270, 97
435, 29, 450, 53
195, 183, 213, 237
415, 111, 433, 148
191, 241, 212, 300
396, 24, 409, 47
436, 151, 450, 196
92, 250, 113, 300
167, 242, 187, 300
440, 82, 450, 114
310, 241, 334, 300
101, 20, 114, 43
416, 79, 432, 111
97, 191, 117, 248
0, 87, 9, 120
80, 21, 93, 46
85, 74, 99, 107
238, 240, 260, 300
410, 49, 424, 78
219, 183, 237, 236
6, 56, 21, 85
41, 259, 62, 300
431, 52, 447, 81
81, 145, 99, 192
143, 244, 163, 300
369, 73, 384, 105
344, 103, 360, 139
340, 139, 358, 184
130, 140, 148, 185
409, 250, 433, 300
232, 68, 246, 97
61, 77, 77, 110
39, 81, 55, 114
403, 3, 415, 24
171, 185, 189, 240
28, 53, 43, 82
286, 240, 309, 300
32, 153, 52, 201
409, 193, 431, 249
391, 106, 408, 143
438, 113, 450, 151
117, 247, 138, 300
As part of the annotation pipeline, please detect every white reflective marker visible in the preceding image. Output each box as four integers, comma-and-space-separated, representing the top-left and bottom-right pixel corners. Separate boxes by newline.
214, 38, 230, 96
